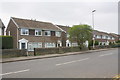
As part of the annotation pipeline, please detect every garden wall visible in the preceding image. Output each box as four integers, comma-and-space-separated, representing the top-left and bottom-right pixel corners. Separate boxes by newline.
34, 47, 86, 56
2, 49, 27, 58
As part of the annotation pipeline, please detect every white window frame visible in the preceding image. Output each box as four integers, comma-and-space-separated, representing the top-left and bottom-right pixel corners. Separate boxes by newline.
35, 29, 42, 36
44, 31, 51, 36
56, 31, 61, 37
67, 34, 70, 38
45, 43, 55, 48
28, 42, 42, 51
21, 28, 29, 35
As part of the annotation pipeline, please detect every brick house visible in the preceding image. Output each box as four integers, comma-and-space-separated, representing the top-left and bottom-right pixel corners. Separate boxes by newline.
58, 25, 117, 46
57, 25, 87, 47
0, 19, 5, 35
6, 17, 63, 51
93, 30, 116, 45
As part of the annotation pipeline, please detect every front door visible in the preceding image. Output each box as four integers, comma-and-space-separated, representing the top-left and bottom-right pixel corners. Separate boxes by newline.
21, 43, 26, 49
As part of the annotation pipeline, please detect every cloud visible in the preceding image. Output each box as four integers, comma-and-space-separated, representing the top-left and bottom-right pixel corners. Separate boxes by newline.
0, 2, 118, 34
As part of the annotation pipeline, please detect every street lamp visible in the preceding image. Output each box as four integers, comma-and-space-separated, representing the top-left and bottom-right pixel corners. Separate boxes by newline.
92, 10, 96, 49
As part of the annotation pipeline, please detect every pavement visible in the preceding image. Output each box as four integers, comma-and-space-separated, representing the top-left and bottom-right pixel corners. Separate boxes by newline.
0, 48, 116, 63
1, 48, 118, 78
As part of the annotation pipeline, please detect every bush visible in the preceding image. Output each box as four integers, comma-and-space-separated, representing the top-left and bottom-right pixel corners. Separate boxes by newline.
89, 40, 99, 46
0, 36, 13, 49
116, 40, 120, 43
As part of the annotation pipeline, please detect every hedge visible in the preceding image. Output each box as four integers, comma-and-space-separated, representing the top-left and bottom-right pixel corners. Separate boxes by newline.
0, 36, 13, 49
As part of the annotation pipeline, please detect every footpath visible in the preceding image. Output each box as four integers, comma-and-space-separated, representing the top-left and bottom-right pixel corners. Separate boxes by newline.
0, 48, 115, 63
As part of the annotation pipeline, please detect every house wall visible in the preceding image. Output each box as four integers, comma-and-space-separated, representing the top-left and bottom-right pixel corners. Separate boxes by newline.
0, 28, 2, 35
18, 28, 62, 51
61, 32, 67, 47
6, 19, 18, 49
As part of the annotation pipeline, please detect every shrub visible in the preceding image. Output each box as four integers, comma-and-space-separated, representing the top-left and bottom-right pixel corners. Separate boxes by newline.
89, 40, 99, 46
109, 42, 112, 45
0, 36, 13, 49
116, 40, 120, 43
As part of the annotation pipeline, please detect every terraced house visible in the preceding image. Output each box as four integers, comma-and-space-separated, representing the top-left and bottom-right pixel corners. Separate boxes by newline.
57, 25, 88, 47
58, 25, 118, 46
0, 19, 5, 35
6, 17, 63, 51
93, 30, 116, 45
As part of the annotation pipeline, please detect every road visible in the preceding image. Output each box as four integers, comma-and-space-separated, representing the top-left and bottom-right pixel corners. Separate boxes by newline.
1, 48, 119, 78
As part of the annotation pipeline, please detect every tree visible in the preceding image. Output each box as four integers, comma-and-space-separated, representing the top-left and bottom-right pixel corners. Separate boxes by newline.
69, 24, 93, 50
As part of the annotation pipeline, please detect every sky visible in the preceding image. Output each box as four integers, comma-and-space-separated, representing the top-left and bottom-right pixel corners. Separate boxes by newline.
0, 0, 119, 34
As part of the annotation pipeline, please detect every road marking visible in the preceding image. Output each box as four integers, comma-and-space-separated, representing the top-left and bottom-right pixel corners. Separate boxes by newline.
99, 53, 114, 57
0, 69, 30, 76
56, 58, 89, 66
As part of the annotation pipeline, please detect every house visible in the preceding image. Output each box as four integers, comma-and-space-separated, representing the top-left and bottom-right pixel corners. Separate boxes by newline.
109, 33, 120, 42
93, 30, 115, 45
57, 25, 80, 47
0, 19, 5, 35
58, 25, 116, 46
6, 17, 63, 51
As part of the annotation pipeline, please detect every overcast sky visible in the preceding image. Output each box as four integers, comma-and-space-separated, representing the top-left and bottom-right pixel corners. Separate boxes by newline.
0, 0, 119, 34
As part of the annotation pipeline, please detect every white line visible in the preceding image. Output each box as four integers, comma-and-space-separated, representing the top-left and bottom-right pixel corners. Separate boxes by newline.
99, 53, 114, 57
0, 69, 30, 76
56, 58, 89, 66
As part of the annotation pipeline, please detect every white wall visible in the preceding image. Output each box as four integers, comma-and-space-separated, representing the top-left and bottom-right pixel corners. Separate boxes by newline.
0, 28, 2, 35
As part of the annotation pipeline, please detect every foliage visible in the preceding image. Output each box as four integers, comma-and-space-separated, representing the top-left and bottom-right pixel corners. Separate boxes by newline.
0, 36, 13, 49
89, 40, 99, 46
69, 24, 93, 50
116, 40, 120, 43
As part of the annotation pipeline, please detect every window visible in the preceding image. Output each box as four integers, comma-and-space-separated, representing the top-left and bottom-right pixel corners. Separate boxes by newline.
102, 36, 106, 39
56, 31, 61, 37
96, 35, 101, 39
28, 42, 42, 51
21, 29, 29, 35
44, 31, 51, 36
71, 43, 78, 47
67, 34, 70, 38
45, 43, 55, 48
112, 37, 115, 40
95, 35, 97, 38
106, 36, 108, 39
35, 30, 42, 36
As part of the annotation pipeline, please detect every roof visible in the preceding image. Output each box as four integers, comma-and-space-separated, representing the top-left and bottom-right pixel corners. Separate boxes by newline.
93, 30, 109, 36
0, 19, 5, 28
109, 33, 119, 38
11, 17, 62, 31
57, 25, 70, 33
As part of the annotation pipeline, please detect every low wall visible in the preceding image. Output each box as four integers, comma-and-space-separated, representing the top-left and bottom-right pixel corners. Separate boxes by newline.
89, 44, 120, 50
2, 49, 27, 58
34, 47, 86, 56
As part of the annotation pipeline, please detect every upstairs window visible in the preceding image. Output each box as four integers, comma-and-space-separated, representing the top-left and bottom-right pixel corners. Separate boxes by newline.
67, 34, 70, 38
44, 31, 51, 36
106, 36, 108, 39
56, 31, 61, 37
35, 30, 42, 36
21, 29, 29, 35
